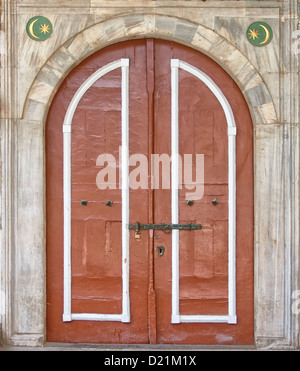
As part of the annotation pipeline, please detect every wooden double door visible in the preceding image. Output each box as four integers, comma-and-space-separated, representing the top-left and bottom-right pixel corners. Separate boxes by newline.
46, 39, 254, 345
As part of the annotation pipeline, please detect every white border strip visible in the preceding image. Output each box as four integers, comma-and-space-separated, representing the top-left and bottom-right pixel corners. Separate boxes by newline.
171, 59, 237, 324
63, 59, 130, 323
71, 313, 123, 322
121, 59, 130, 323
171, 59, 180, 324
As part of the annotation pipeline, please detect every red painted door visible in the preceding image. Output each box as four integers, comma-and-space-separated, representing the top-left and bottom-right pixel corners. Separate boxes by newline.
46, 39, 254, 345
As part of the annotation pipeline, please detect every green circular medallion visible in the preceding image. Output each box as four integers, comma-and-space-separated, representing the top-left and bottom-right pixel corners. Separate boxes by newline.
246, 22, 273, 47
26, 16, 53, 41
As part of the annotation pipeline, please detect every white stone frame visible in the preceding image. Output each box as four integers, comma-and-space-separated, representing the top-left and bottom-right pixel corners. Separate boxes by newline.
1, 5, 299, 349
170, 59, 237, 325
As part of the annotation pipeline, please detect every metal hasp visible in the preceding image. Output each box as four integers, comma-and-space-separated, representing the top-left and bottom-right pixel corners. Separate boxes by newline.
128, 222, 202, 232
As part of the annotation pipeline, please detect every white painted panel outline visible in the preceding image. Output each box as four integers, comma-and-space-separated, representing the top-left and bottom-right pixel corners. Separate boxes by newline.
63, 59, 130, 323
171, 59, 237, 324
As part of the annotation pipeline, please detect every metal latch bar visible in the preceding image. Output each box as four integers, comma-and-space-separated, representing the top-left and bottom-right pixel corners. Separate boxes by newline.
128, 222, 202, 232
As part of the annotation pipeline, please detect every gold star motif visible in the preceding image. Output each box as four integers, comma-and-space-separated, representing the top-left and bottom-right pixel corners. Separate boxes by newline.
39, 23, 51, 35
248, 28, 260, 40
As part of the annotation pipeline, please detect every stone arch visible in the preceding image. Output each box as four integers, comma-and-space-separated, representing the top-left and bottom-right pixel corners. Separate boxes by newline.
23, 14, 277, 126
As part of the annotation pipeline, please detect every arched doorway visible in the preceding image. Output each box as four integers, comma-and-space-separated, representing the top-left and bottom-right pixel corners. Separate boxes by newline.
46, 39, 254, 345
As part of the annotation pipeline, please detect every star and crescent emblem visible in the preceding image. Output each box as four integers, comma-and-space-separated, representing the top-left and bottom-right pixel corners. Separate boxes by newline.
246, 22, 273, 47
26, 16, 53, 41
26, 17, 272, 48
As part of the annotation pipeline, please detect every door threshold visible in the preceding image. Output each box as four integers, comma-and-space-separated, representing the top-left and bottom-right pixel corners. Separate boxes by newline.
41, 342, 256, 351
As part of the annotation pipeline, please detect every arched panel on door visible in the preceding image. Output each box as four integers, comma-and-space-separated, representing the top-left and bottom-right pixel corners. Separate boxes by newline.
170, 59, 237, 324
62, 59, 130, 323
